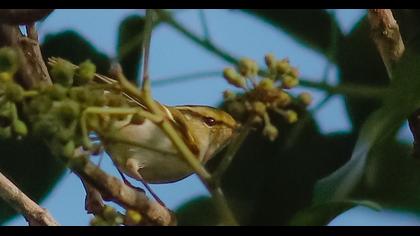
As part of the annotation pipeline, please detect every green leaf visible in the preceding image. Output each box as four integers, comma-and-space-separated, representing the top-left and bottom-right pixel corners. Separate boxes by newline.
289, 201, 355, 226
243, 9, 343, 60
117, 15, 145, 84
0, 138, 65, 224
41, 30, 110, 74
289, 200, 381, 226
176, 196, 219, 226
315, 46, 420, 206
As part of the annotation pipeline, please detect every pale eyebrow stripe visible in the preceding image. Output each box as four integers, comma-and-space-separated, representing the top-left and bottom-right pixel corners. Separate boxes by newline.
175, 108, 236, 129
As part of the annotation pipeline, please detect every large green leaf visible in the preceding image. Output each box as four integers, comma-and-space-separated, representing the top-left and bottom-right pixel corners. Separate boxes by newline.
41, 30, 111, 74
243, 10, 343, 61
315, 45, 420, 209
289, 200, 381, 226
0, 138, 65, 224
117, 15, 145, 84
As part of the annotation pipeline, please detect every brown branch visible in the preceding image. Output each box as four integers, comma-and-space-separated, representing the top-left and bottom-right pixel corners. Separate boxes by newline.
80, 178, 105, 215
0, 9, 54, 25
368, 9, 405, 78
0, 171, 59, 226
71, 154, 176, 226
0, 23, 52, 89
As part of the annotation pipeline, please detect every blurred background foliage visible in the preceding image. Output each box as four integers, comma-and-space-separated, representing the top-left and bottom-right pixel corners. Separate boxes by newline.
2, 9, 420, 225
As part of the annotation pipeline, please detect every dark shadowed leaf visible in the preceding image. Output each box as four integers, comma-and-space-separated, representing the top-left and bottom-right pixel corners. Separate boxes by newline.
176, 196, 219, 226
41, 30, 110, 74
336, 16, 389, 130
243, 9, 343, 60
117, 15, 145, 84
0, 138, 65, 224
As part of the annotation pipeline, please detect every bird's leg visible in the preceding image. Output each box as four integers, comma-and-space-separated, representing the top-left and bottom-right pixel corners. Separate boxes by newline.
116, 168, 145, 194
124, 158, 166, 207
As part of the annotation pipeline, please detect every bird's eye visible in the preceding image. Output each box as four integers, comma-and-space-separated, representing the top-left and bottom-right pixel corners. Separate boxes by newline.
203, 117, 216, 126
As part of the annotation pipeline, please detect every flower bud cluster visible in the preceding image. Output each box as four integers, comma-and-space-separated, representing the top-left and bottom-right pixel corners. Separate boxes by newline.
90, 205, 143, 226
0, 50, 131, 163
223, 54, 312, 141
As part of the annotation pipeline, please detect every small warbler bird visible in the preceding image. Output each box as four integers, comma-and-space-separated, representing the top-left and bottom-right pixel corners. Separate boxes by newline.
105, 102, 237, 184
47, 56, 238, 205
92, 72, 238, 204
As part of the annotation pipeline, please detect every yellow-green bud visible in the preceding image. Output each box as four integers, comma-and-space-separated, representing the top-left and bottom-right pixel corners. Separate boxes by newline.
75, 60, 96, 85
275, 91, 291, 107
223, 90, 236, 101
48, 84, 68, 101
263, 124, 278, 141
0, 72, 13, 81
130, 113, 145, 125
50, 59, 75, 87
28, 95, 53, 114
238, 58, 258, 77
57, 99, 81, 122
62, 140, 75, 158
285, 110, 298, 124
258, 78, 274, 90
252, 101, 266, 116
298, 92, 312, 106
223, 68, 246, 88
114, 215, 124, 225
264, 53, 276, 68
12, 120, 28, 137
102, 205, 119, 222
106, 94, 126, 107
93, 94, 107, 106
282, 75, 299, 89
289, 67, 299, 78
125, 209, 142, 225
69, 87, 90, 104
0, 126, 12, 139
90, 216, 108, 226
4, 81, 24, 102
226, 101, 246, 119
275, 59, 290, 75
32, 115, 59, 138
0, 47, 19, 75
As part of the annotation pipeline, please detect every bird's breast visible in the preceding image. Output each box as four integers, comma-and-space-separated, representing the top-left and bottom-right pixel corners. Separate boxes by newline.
105, 119, 197, 183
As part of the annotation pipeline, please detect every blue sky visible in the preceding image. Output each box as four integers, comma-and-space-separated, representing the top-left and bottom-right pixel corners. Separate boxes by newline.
4, 9, 420, 226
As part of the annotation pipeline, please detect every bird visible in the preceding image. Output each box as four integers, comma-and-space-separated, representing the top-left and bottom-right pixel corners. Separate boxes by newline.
48, 57, 238, 205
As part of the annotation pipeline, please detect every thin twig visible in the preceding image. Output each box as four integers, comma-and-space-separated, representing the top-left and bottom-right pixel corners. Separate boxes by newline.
299, 80, 386, 100
156, 9, 238, 65
0, 23, 52, 89
0, 171, 59, 226
199, 10, 212, 42
80, 178, 104, 215
213, 122, 252, 181
153, 71, 221, 86
368, 9, 405, 79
